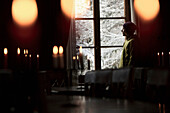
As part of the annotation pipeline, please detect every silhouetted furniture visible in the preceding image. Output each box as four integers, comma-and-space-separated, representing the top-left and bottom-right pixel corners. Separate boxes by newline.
85, 69, 113, 97
110, 67, 133, 98
37, 69, 67, 95
0, 69, 15, 112
38, 71, 51, 95
131, 67, 147, 100
144, 68, 170, 113
85, 70, 96, 96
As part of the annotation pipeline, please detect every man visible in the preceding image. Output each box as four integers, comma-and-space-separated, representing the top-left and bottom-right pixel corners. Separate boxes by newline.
119, 21, 141, 68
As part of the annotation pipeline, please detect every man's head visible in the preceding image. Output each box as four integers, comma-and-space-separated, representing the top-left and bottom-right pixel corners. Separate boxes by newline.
121, 22, 137, 36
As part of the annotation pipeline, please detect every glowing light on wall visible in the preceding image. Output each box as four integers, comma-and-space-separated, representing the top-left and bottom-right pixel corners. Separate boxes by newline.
61, 0, 89, 18
12, 0, 38, 27
134, 0, 160, 21
53, 46, 58, 55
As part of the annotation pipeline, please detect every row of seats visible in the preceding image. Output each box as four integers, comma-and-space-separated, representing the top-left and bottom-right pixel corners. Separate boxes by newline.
85, 67, 170, 103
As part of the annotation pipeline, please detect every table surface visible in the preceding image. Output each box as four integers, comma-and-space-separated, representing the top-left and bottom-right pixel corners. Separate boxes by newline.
45, 95, 162, 113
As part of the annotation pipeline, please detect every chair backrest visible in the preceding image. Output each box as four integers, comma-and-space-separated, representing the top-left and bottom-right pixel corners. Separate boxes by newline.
0, 69, 13, 86
95, 69, 113, 84
145, 68, 170, 103
131, 67, 146, 100
111, 67, 133, 98
85, 71, 96, 84
112, 67, 132, 83
146, 68, 169, 86
0, 69, 13, 96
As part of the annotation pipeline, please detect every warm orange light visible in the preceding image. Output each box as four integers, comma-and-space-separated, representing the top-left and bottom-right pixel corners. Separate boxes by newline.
4, 48, 8, 55
73, 56, 76, 60
37, 54, 39, 58
12, 0, 38, 27
29, 54, 31, 58
61, 0, 74, 18
162, 52, 164, 56
61, 0, 89, 18
24, 49, 29, 55
17, 48, 20, 55
77, 55, 79, 60
25, 54, 27, 57
59, 46, 64, 54
79, 46, 82, 54
134, 0, 160, 21
53, 46, 58, 55
157, 52, 160, 56
26, 49, 28, 54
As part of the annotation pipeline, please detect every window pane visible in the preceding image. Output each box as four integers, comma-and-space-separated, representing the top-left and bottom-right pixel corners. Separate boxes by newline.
76, 48, 95, 75
75, 20, 94, 47
100, 0, 124, 17
101, 47, 123, 69
75, 0, 93, 18
100, 19, 125, 46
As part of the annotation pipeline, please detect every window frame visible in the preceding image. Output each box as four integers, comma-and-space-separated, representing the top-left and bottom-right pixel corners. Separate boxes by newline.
74, 0, 130, 70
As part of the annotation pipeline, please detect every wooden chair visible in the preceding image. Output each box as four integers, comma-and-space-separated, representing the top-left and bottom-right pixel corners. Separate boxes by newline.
145, 68, 170, 113
85, 70, 96, 96
94, 69, 113, 97
110, 67, 133, 98
131, 67, 147, 100
85, 69, 112, 97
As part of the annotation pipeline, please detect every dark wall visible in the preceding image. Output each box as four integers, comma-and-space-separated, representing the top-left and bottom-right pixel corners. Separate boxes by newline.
0, 0, 70, 70
136, 0, 170, 67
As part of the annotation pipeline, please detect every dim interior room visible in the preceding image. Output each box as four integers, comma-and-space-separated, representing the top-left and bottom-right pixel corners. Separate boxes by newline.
0, 0, 170, 113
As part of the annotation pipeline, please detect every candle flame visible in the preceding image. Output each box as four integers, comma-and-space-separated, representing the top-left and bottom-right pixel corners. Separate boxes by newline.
162, 52, 164, 56
157, 52, 160, 56
169, 52, 170, 55
24, 49, 28, 55
4, 48, 8, 55
17, 48, 20, 55
53, 46, 58, 55
29, 54, 31, 58
73, 56, 76, 60
79, 46, 82, 54
77, 55, 79, 60
87, 55, 89, 59
59, 46, 63, 54
25, 54, 27, 57
37, 54, 39, 58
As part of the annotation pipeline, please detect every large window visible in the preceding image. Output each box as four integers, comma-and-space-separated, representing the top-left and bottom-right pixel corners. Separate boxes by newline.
75, 0, 125, 71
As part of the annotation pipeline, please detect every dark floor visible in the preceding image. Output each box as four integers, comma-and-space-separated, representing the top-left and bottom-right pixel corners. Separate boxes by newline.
46, 95, 161, 113
45, 86, 170, 113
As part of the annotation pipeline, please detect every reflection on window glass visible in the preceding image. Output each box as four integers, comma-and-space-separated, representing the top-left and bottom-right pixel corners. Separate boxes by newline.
101, 47, 123, 69
100, 0, 124, 17
76, 48, 95, 75
75, 0, 93, 18
100, 19, 125, 46
75, 20, 94, 47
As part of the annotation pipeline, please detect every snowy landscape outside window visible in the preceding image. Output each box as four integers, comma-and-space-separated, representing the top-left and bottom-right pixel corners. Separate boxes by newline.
75, 0, 125, 71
